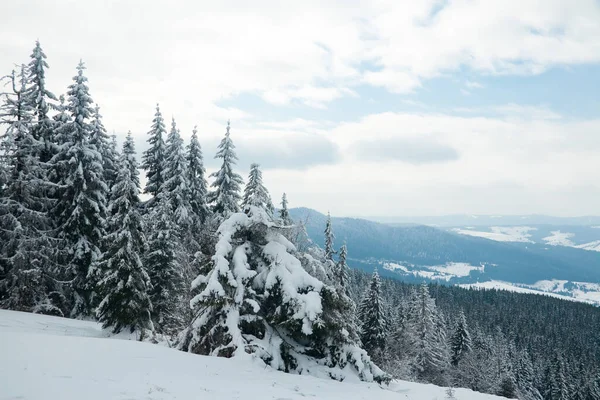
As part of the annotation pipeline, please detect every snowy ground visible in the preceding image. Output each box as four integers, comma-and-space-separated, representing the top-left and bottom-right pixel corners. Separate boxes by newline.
0, 310, 502, 400
384, 262, 485, 281
452, 226, 536, 243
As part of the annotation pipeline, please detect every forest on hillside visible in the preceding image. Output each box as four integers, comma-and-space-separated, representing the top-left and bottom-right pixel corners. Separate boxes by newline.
1, 41, 598, 400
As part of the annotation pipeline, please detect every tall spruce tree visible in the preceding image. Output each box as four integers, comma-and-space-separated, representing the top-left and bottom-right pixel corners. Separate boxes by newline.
241, 163, 273, 213
335, 243, 350, 292
357, 269, 388, 364
186, 125, 209, 224
279, 192, 291, 225
25, 40, 57, 164
406, 283, 450, 385
145, 190, 183, 333
0, 66, 57, 314
450, 310, 472, 367
142, 104, 167, 200
324, 212, 335, 261
96, 132, 152, 334
90, 106, 118, 190
161, 118, 193, 228
208, 121, 243, 217
50, 61, 107, 318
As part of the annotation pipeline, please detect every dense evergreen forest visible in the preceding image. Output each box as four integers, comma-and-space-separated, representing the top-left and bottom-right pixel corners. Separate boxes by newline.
1, 41, 599, 399
349, 269, 600, 399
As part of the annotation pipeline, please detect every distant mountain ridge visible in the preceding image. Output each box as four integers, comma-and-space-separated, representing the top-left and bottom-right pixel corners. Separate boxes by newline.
289, 207, 600, 304
360, 214, 600, 227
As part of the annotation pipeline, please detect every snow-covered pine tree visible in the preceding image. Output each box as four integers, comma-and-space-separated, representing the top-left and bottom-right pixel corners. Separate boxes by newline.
208, 120, 243, 217
279, 192, 291, 225
145, 190, 183, 333
179, 202, 388, 383
142, 104, 167, 200
335, 243, 350, 293
241, 163, 274, 213
186, 125, 209, 224
450, 310, 472, 367
324, 212, 335, 261
50, 61, 108, 318
160, 118, 193, 229
0, 66, 58, 314
20, 41, 56, 166
515, 350, 543, 400
96, 132, 152, 335
407, 283, 450, 385
24, 40, 57, 164
90, 106, 118, 190
357, 269, 388, 364
546, 353, 570, 400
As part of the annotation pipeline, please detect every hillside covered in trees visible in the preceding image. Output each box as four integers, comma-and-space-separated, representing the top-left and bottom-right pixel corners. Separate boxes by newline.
1, 41, 599, 400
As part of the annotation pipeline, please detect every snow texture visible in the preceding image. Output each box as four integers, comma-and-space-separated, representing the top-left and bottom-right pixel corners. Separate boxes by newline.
0, 310, 503, 400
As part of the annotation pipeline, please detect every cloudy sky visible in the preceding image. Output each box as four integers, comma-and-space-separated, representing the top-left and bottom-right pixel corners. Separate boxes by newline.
2, 0, 600, 217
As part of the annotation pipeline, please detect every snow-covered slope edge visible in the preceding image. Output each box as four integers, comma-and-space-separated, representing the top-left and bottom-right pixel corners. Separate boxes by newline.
461, 280, 600, 305
0, 310, 501, 400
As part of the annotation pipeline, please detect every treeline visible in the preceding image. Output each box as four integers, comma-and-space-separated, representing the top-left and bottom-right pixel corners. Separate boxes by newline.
349, 268, 600, 400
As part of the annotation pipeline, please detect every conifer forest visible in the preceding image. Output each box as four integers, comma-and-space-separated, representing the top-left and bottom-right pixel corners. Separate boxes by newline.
1, 41, 599, 400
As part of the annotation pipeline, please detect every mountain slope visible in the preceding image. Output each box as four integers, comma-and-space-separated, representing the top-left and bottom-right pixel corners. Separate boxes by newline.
290, 208, 600, 293
0, 310, 500, 400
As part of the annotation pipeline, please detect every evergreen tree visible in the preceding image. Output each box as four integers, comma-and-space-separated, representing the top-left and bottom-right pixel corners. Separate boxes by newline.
25, 40, 57, 164
208, 121, 243, 217
357, 269, 388, 364
241, 163, 273, 213
450, 310, 472, 366
90, 106, 118, 190
50, 61, 107, 318
96, 132, 152, 334
515, 351, 543, 400
408, 283, 450, 385
142, 104, 167, 200
335, 243, 350, 292
279, 192, 291, 225
0, 66, 57, 314
324, 212, 335, 261
145, 191, 183, 333
161, 118, 192, 228
179, 206, 388, 383
546, 353, 570, 400
186, 125, 209, 224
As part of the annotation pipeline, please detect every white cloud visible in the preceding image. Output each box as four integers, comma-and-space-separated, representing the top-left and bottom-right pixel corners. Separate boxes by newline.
2, 1, 600, 216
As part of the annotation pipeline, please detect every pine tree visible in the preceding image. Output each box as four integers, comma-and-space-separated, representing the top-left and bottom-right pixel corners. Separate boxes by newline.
357, 269, 388, 364
179, 206, 388, 383
0, 66, 57, 314
546, 353, 570, 400
408, 283, 450, 385
324, 212, 335, 261
50, 61, 108, 318
161, 118, 193, 228
90, 106, 118, 190
145, 191, 183, 333
515, 351, 543, 400
279, 192, 291, 225
142, 104, 167, 200
335, 243, 350, 292
450, 310, 472, 366
25, 40, 57, 164
241, 163, 273, 213
208, 121, 243, 217
96, 132, 153, 334
186, 125, 209, 224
